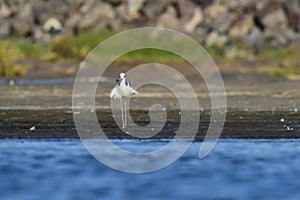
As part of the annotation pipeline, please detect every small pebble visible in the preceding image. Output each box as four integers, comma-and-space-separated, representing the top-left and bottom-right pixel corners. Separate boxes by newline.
9, 80, 15, 86
29, 126, 35, 131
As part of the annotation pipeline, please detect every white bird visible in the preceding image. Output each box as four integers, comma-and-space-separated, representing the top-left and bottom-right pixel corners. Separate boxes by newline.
110, 72, 138, 128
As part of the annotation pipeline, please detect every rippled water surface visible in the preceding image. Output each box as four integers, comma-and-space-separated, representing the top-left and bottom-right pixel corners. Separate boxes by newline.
1, 139, 300, 200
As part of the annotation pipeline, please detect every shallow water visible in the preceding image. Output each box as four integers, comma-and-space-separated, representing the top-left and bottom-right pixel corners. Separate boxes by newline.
1, 139, 300, 200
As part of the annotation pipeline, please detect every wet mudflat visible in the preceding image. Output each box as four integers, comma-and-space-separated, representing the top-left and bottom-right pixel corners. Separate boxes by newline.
0, 109, 299, 139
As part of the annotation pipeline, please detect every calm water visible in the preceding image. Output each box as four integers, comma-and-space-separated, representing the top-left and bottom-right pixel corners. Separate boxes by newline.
1, 139, 300, 200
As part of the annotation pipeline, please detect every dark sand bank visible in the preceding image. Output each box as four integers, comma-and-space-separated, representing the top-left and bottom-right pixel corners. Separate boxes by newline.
0, 109, 299, 139
0, 74, 299, 139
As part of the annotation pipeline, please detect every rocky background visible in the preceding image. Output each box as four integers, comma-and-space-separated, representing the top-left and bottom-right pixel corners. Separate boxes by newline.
1, 0, 300, 79
0, 0, 300, 50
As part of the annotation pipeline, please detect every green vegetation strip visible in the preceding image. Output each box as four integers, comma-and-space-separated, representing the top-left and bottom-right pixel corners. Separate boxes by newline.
0, 29, 299, 78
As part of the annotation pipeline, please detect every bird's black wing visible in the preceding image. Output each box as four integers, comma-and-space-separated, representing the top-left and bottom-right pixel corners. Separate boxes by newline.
125, 80, 131, 87
116, 78, 121, 86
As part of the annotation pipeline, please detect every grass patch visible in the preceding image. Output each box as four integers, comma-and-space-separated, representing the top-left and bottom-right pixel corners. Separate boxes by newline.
117, 48, 184, 63
205, 43, 225, 58
49, 29, 117, 61
0, 40, 28, 77
18, 40, 46, 57
270, 68, 300, 78
49, 29, 185, 63
69, 29, 114, 51
50, 36, 84, 61
261, 47, 297, 59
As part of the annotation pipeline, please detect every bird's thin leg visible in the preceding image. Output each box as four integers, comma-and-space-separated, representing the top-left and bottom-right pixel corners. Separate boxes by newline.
120, 97, 125, 128
124, 98, 127, 128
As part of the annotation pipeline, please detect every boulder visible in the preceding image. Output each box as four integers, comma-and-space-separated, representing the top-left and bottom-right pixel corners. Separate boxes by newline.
264, 28, 296, 47
229, 14, 254, 38
142, 0, 172, 19
32, 0, 70, 26
256, 0, 283, 16
0, 2, 14, 18
256, 0, 288, 29
157, 6, 180, 30
177, 0, 204, 33
0, 20, 12, 38
127, 0, 145, 14
79, 2, 116, 30
177, 0, 198, 21
205, 4, 227, 20
194, 26, 209, 43
283, 0, 300, 31
206, 31, 228, 46
244, 27, 264, 53
43, 18, 63, 34
184, 7, 204, 33
214, 12, 237, 33
11, 18, 33, 36
66, 14, 82, 33
262, 8, 288, 29
115, 3, 127, 19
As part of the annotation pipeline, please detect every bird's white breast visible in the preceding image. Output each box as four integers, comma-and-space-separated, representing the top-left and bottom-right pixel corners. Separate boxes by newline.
118, 79, 135, 96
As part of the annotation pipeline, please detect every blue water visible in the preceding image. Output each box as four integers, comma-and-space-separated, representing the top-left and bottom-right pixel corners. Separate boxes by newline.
1, 139, 300, 200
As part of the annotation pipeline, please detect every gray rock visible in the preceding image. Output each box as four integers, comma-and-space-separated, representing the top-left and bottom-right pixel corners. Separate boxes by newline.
245, 27, 264, 54
177, 0, 199, 21
142, 0, 172, 19
177, 0, 204, 33
0, 2, 14, 18
205, 4, 227, 20
262, 8, 288, 29
229, 14, 254, 38
194, 26, 209, 43
264, 28, 296, 47
43, 18, 63, 34
227, 0, 240, 11
79, 1, 116, 30
32, 0, 70, 26
0, 20, 12, 38
214, 12, 237, 33
184, 7, 204, 33
0, 0, 297, 49
127, 0, 145, 14
157, 6, 180, 30
206, 31, 228, 46
11, 18, 32, 36
284, 0, 300, 31
66, 14, 82, 33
